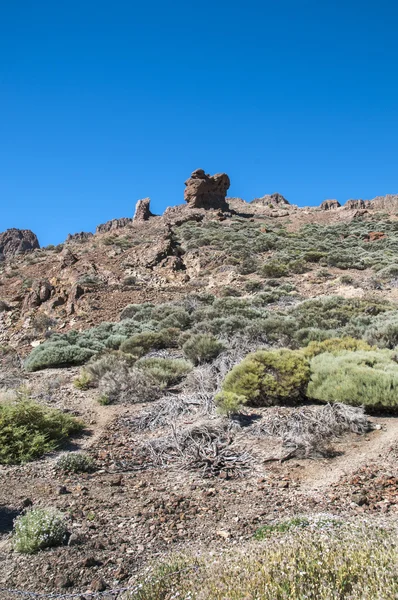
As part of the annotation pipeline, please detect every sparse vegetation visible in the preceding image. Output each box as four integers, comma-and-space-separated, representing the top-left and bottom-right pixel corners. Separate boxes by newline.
132, 526, 398, 600
56, 452, 94, 473
13, 508, 68, 554
0, 398, 83, 464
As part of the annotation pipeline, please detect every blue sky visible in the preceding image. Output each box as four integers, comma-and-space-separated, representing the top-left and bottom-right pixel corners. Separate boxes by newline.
1, 1, 397, 246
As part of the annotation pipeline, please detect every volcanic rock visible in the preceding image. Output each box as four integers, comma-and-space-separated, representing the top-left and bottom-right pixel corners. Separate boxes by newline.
22, 280, 53, 311
96, 218, 132, 234
184, 169, 230, 210
133, 198, 153, 222
59, 247, 78, 268
251, 193, 290, 207
66, 232, 93, 242
0, 228, 39, 259
320, 199, 341, 210
345, 199, 370, 209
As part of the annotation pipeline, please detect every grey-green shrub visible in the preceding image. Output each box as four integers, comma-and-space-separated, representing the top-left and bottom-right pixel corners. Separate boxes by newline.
182, 334, 225, 365
135, 357, 192, 387
25, 341, 95, 372
307, 349, 398, 410
13, 508, 68, 554
364, 312, 398, 349
56, 452, 94, 473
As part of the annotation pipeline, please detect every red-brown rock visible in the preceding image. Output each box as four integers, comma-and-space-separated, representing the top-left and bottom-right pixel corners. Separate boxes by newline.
0, 228, 39, 259
184, 169, 230, 210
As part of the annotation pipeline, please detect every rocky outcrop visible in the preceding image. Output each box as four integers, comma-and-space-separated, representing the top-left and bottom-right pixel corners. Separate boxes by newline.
66, 232, 93, 243
345, 199, 371, 210
0, 229, 39, 259
369, 194, 398, 211
184, 169, 230, 211
133, 198, 153, 222
251, 193, 290, 207
320, 199, 341, 210
96, 218, 132, 234
163, 205, 205, 226
22, 280, 53, 312
59, 247, 78, 269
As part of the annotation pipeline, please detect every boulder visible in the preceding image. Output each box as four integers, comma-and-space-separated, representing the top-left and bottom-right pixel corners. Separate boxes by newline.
0, 228, 39, 259
364, 231, 386, 242
320, 199, 341, 210
59, 247, 78, 269
133, 198, 153, 222
184, 169, 230, 210
22, 280, 53, 312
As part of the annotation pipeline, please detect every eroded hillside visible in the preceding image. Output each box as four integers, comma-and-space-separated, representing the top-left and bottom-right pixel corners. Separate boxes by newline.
1, 171, 398, 597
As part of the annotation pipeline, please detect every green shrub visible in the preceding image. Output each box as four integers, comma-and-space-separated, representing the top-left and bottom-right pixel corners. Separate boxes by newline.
377, 264, 398, 279
245, 280, 263, 292
261, 261, 288, 278
303, 251, 327, 263
56, 452, 94, 473
340, 274, 354, 285
364, 312, 398, 349
25, 342, 95, 372
135, 357, 192, 387
182, 334, 225, 365
73, 369, 93, 390
216, 349, 310, 414
303, 337, 373, 359
13, 508, 68, 554
0, 399, 83, 464
105, 334, 128, 349
120, 328, 180, 357
307, 350, 398, 410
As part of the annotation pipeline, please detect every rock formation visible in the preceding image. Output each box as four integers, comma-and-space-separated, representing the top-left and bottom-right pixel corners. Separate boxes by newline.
0, 228, 39, 259
59, 247, 78, 269
22, 280, 53, 312
345, 199, 370, 210
320, 199, 341, 210
96, 218, 132, 234
369, 194, 398, 211
66, 232, 93, 242
251, 193, 290, 207
133, 198, 153, 222
184, 169, 230, 211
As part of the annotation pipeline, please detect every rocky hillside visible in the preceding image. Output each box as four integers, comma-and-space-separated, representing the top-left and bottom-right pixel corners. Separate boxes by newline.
1, 170, 398, 597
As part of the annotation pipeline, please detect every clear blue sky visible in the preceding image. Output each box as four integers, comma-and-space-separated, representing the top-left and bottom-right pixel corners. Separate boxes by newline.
1, 1, 397, 246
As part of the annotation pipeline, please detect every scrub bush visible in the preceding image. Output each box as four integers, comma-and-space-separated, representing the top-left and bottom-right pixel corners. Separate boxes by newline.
25, 341, 95, 372
56, 452, 94, 473
135, 357, 192, 387
307, 350, 398, 410
13, 508, 68, 554
0, 399, 83, 464
216, 349, 310, 414
303, 337, 373, 359
182, 334, 225, 365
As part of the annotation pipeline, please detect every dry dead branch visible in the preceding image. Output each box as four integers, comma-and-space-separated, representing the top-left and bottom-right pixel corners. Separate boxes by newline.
145, 422, 252, 478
